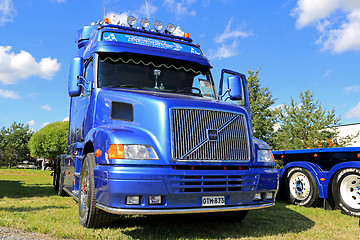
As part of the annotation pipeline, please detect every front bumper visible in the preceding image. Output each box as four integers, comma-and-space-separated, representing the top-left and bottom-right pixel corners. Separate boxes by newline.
94, 165, 278, 214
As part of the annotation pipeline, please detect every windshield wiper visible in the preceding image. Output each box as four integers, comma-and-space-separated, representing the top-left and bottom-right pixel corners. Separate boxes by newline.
118, 84, 138, 88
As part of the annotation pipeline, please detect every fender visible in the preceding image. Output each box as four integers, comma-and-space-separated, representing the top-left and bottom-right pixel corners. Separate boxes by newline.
279, 161, 325, 198
324, 161, 360, 197
84, 125, 162, 165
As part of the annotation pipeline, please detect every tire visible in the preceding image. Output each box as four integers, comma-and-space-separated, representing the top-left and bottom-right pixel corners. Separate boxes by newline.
286, 168, 320, 207
57, 159, 67, 197
78, 153, 113, 228
332, 168, 360, 217
54, 159, 60, 192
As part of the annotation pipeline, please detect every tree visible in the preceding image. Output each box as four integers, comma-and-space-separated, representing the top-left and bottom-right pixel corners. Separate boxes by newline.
28, 121, 69, 162
0, 122, 34, 167
246, 68, 278, 148
274, 90, 358, 150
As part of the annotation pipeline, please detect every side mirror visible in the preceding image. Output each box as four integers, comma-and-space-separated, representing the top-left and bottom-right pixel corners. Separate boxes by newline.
68, 57, 83, 97
227, 75, 242, 100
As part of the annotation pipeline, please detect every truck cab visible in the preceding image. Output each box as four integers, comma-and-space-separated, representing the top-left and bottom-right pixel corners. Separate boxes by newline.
55, 16, 279, 228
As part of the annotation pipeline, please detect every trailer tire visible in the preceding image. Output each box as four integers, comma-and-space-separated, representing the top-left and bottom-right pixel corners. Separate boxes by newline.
332, 168, 360, 217
78, 153, 113, 228
286, 168, 320, 207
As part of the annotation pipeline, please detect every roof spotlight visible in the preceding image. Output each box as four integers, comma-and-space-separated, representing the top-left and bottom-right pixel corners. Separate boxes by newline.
166, 23, 175, 34
140, 18, 149, 29
127, 16, 137, 27
154, 21, 163, 32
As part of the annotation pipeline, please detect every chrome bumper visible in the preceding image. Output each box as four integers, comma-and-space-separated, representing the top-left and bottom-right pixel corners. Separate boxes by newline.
96, 202, 275, 215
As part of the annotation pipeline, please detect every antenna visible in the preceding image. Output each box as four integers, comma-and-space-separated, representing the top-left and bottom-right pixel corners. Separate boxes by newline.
145, 0, 149, 21
104, 4, 106, 18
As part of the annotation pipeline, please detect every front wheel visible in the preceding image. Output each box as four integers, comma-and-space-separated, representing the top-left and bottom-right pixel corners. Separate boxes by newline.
332, 168, 360, 217
286, 168, 320, 207
78, 153, 113, 228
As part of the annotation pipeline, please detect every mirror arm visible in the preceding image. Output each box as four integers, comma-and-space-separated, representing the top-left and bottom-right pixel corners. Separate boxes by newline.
77, 76, 92, 92
220, 89, 231, 101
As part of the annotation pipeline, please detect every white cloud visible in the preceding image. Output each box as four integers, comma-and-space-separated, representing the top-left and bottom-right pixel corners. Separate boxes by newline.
106, 11, 131, 25
323, 69, 332, 77
207, 41, 239, 60
0, 0, 16, 25
42, 122, 49, 128
344, 85, 360, 93
41, 104, 52, 111
215, 18, 252, 43
163, 0, 197, 19
63, 117, 69, 122
27, 120, 36, 126
0, 46, 61, 84
291, 0, 360, 53
345, 101, 360, 119
207, 18, 251, 60
139, 1, 158, 18
0, 89, 20, 99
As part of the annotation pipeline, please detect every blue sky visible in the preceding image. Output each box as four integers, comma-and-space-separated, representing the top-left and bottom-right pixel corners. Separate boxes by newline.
0, 0, 359, 131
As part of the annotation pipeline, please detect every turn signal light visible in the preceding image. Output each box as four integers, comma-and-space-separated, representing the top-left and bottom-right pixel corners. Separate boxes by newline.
108, 144, 124, 159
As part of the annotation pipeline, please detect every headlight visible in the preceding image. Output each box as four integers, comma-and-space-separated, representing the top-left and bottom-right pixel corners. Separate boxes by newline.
108, 144, 158, 160
257, 150, 274, 163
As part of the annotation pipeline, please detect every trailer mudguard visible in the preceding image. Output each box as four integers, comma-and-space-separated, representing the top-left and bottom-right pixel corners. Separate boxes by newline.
279, 161, 325, 198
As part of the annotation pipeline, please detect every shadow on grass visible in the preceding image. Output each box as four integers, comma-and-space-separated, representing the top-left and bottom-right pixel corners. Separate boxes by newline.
110, 202, 314, 239
0, 180, 56, 199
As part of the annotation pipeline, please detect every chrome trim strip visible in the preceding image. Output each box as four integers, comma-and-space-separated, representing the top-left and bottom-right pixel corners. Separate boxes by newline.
96, 202, 275, 215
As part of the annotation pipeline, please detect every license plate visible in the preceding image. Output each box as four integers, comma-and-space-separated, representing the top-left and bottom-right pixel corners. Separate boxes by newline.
202, 196, 225, 206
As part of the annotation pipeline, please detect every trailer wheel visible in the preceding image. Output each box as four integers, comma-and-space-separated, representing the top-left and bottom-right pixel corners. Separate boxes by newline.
332, 168, 360, 217
78, 153, 113, 228
287, 168, 319, 207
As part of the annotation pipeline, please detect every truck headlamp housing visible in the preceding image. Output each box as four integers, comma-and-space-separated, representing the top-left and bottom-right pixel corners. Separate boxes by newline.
108, 144, 158, 160
257, 150, 274, 163
154, 21, 163, 31
140, 18, 149, 29
127, 16, 137, 27
166, 23, 175, 33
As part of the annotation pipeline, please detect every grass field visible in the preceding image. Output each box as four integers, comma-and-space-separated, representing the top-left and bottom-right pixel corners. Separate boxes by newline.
0, 168, 359, 240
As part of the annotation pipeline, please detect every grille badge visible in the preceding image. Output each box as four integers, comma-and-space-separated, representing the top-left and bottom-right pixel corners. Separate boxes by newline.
207, 129, 218, 141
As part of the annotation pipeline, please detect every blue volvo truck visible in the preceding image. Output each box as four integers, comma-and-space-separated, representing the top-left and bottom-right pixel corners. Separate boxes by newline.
53, 16, 279, 228
273, 147, 360, 217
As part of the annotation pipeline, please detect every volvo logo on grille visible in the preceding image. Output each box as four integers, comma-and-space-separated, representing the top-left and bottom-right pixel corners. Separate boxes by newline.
207, 129, 219, 141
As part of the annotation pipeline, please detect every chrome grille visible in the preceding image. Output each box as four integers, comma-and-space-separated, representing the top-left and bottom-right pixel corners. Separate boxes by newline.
171, 108, 250, 161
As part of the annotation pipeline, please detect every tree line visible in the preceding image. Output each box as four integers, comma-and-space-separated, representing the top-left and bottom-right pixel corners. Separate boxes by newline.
0, 68, 358, 167
0, 121, 68, 167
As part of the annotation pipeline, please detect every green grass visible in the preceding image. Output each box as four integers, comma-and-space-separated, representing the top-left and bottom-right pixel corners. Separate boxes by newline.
0, 168, 359, 239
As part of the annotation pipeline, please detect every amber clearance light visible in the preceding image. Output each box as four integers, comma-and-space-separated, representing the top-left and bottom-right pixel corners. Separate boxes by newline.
108, 144, 124, 159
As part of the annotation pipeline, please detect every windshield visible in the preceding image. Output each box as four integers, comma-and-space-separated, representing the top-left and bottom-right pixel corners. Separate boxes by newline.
97, 53, 216, 99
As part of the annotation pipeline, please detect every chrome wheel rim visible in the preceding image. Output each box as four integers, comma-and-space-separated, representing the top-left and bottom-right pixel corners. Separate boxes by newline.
80, 168, 89, 218
340, 174, 360, 209
289, 172, 310, 200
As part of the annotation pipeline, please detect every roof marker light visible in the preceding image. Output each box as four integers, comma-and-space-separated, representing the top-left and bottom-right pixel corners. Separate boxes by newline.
166, 23, 175, 34
154, 21, 163, 32
103, 18, 111, 24
140, 18, 149, 29
127, 16, 137, 27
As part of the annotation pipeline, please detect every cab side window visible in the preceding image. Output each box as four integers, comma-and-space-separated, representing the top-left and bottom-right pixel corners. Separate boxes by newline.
82, 60, 93, 96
